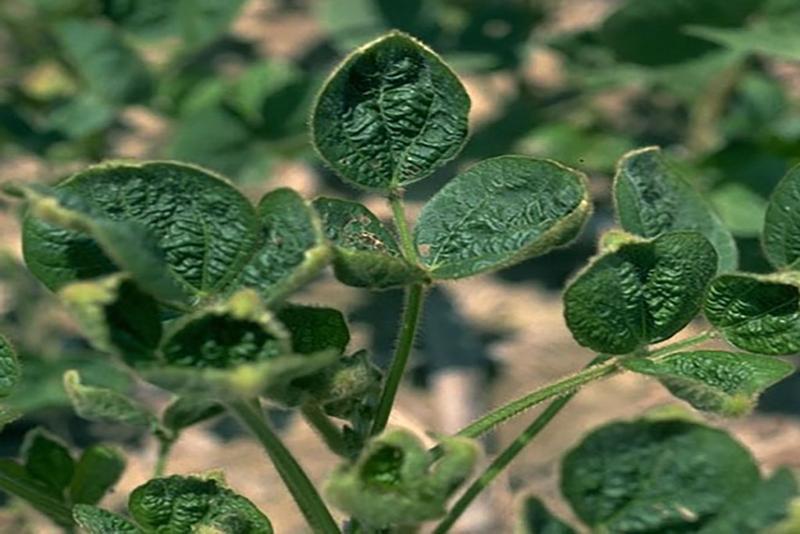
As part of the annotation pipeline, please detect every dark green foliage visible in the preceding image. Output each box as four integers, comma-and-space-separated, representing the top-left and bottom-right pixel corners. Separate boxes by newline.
763, 164, 800, 269
278, 305, 350, 355
564, 232, 718, 353
312, 31, 470, 191
517, 496, 577, 534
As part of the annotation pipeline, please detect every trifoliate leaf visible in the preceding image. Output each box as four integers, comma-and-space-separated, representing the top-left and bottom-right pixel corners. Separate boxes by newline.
59, 274, 162, 365
414, 156, 591, 279
313, 197, 427, 289
564, 232, 718, 354
0, 335, 21, 397
74, 505, 141, 533
22, 429, 75, 494
561, 419, 760, 533
312, 31, 470, 192
704, 272, 800, 355
63, 370, 155, 427
614, 147, 737, 272
325, 428, 479, 528
278, 304, 350, 355
763, 164, 800, 269
128, 474, 273, 533
69, 445, 126, 505
237, 188, 330, 304
517, 496, 577, 534
623, 351, 794, 416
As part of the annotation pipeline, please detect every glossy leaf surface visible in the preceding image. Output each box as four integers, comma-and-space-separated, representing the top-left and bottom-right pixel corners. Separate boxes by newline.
415, 156, 591, 279
312, 32, 469, 191
614, 147, 737, 272
623, 351, 794, 415
564, 232, 717, 354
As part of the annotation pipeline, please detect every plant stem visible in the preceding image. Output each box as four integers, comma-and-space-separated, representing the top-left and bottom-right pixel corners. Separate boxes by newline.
228, 399, 340, 534
154, 436, 174, 477
389, 192, 417, 263
456, 358, 622, 439
370, 282, 426, 436
433, 357, 607, 533
648, 330, 717, 359
301, 403, 349, 457
0, 463, 74, 526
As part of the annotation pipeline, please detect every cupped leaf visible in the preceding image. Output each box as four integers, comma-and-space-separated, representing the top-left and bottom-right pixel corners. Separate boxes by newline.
614, 146, 737, 272
415, 156, 591, 279
63, 370, 155, 427
600, 0, 762, 66
0, 335, 21, 397
313, 197, 427, 289
59, 274, 162, 365
22, 429, 75, 495
237, 188, 330, 304
74, 505, 141, 533
14, 161, 259, 303
562, 418, 760, 533
704, 272, 800, 355
311, 31, 470, 192
564, 232, 718, 354
623, 351, 795, 416
763, 164, 800, 269
700, 468, 798, 533
128, 474, 272, 533
517, 496, 577, 534
69, 445, 126, 505
325, 428, 479, 528
278, 304, 350, 355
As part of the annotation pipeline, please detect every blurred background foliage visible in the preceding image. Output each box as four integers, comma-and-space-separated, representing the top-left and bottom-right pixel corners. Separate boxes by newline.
1, 0, 800, 515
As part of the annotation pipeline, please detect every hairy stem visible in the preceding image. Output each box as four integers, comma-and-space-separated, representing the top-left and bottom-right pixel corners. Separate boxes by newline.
228, 399, 340, 534
389, 192, 418, 263
433, 357, 607, 532
302, 403, 349, 457
371, 282, 426, 436
648, 330, 717, 359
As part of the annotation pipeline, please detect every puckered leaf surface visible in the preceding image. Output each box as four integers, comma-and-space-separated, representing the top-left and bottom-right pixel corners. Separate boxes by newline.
0, 335, 20, 397
623, 350, 794, 416
414, 156, 591, 279
763, 164, 800, 269
564, 232, 717, 353
312, 31, 470, 191
704, 272, 800, 355
614, 146, 737, 272
561, 418, 760, 533
313, 197, 427, 289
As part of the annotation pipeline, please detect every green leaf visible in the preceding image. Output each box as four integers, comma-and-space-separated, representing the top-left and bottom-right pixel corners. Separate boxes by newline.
0, 335, 21, 397
561, 418, 760, 533
763, 164, 800, 269
22, 429, 75, 494
700, 468, 798, 533
237, 188, 330, 304
313, 197, 427, 289
278, 305, 350, 355
74, 504, 141, 533
63, 370, 155, 427
614, 146, 738, 272
0, 459, 74, 526
311, 31, 470, 192
54, 19, 152, 104
292, 350, 381, 416
685, 18, 800, 62
600, 0, 763, 66
564, 232, 718, 354
414, 156, 591, 279
517, 496, 577, 534
49, 94, 117, 139
623, 351, 794, 416
128, 474, 273, 533
16, 161, 258, 302
69, 445, 126, 505
325, 429, 479, 528
704, 272, 800, 355
59, 274, 162, 365
161, 396, 224, 434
